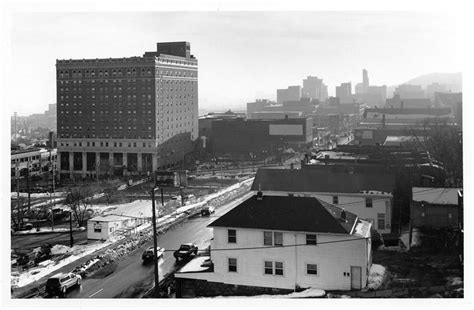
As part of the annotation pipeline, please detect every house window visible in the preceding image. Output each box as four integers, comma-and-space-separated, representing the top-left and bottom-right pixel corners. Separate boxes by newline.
274, 232, 283, 246
264, 261, 273, 275
307, 264, 318, 275
366, 198, 373, 208
228, 229, 236, 243
264, 231, 273, 246
275, 262, 284, 275
333, 196, 338, 204
377, 213, 385, 230
264, 261, 284, 276
228, 258, 237, 272
306, 234, 317, 245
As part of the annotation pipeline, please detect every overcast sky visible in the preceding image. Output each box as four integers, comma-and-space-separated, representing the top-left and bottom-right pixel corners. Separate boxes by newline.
6, 11, 461, 115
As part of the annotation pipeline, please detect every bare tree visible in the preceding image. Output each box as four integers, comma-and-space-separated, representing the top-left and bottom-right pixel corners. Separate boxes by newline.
11, 197, 28, 230
65, 187, 93, 227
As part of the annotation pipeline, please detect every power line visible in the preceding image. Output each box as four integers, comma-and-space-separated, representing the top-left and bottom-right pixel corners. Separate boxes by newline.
158, 227, 462, 253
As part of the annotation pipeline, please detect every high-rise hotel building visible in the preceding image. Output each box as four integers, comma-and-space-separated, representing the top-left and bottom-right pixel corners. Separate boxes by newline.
56, 42, 198, 179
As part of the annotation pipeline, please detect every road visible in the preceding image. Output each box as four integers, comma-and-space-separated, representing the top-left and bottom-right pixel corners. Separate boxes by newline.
66, 191, 254, 298
12, 230, 87, 252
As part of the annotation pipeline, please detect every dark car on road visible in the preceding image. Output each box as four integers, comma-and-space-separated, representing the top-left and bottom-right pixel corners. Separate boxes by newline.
46, 272, 82, 296
173, 243, 198, 261
142, 246, 165, 263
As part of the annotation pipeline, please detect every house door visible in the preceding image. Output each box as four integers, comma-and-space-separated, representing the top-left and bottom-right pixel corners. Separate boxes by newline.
350, 266, 362, 290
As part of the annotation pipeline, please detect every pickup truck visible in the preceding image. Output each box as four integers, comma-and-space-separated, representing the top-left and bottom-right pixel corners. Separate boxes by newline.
142, 246, 165, 262
173, 243, 198, 261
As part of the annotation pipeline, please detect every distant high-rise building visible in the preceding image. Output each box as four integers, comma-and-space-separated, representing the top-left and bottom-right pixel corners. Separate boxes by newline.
276, 86, 302, 104
336, 82, 352, 103
354, 69, 386, 107
363, 69, 369, 90
56, 41, 198, 178
302, 76, 328, 101
394, 84, 424, 99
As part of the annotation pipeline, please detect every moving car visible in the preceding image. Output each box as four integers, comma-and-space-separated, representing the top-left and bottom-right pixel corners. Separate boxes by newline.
201, 205, 215, 216
173, 243, 198, 261
45, 272, 82, 296
142, 246, 165, 262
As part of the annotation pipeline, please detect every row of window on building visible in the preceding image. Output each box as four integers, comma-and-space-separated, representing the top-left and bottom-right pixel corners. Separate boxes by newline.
60, 141, 153, 148
58, 78, 197, 85
227, 258, 318, 276
227, 230, 317, 246
58, 68, 196, 79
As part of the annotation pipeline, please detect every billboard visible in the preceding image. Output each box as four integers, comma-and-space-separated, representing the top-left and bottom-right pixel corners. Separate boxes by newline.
269, 124, 303, 136
155, 170, 188, 187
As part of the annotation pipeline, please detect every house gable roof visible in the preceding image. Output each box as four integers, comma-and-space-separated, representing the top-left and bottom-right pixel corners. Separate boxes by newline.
208, 195, 357, 234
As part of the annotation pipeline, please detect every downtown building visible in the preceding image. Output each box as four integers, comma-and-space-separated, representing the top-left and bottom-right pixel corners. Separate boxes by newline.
56, 42, 198, 179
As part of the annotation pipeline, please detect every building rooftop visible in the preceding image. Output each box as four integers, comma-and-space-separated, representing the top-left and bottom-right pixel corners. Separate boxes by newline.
209, 194, 358, 234
251, 167, 395, 194
412, 187, 461, 205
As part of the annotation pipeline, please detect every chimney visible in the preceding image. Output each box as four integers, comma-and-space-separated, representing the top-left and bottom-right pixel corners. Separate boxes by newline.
341, 209, 347, 221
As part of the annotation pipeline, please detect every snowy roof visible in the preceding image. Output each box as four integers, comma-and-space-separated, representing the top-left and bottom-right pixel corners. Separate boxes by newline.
102, 200, 153, 218
176, 256, 212, 273
89, 215, 130, 222
412, 187, 461, 205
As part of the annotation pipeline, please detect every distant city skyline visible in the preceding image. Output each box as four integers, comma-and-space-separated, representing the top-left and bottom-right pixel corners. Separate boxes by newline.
7, 11, 461, 116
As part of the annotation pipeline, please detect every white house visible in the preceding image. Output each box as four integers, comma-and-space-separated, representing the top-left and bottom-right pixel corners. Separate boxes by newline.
250, 168, 394, 233
174, 193, 372, 297
87, 200, 152, 240
87, 215, 133, 240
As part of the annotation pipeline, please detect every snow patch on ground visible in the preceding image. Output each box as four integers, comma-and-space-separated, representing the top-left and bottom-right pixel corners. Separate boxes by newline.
13, 227, 85, 235
213, 288, 326, 298
13, 241, 111, 288
367, 264, 387, 290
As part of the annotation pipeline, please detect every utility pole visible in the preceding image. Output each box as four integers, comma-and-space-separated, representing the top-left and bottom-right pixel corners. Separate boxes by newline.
69, 211, 74, 247
26, 159, 31, 211
16, 162, 20, 228
51, 150, 55, 231
150, 171, 160, 298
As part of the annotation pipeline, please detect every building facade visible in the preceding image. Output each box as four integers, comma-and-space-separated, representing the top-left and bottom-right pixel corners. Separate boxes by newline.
56, 42, 198, 178
276, 86, 302, 104
302, 76, 328, 101
211, 118, 313, 158
175, 195, 372, 296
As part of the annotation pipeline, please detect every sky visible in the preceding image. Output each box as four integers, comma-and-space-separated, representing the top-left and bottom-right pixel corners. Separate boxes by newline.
6, 11, 462, 116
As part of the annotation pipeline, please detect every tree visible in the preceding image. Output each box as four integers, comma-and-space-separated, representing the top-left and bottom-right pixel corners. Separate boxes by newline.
423, 123, 462, 187
11, 197, 28, 230
65, 187, 93, 227
102, 181, 119, 205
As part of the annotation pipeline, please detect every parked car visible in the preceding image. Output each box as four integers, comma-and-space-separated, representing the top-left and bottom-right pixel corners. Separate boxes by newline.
201, 205, 215, 216
173, 243, 198, 261
142, 246, 165, 262
45, 272, 82, 296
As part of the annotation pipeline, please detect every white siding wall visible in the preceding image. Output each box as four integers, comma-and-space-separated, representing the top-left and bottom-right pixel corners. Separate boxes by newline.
193, 227, 371, 291
87, 220, 126, 240
314, 194, 391, 234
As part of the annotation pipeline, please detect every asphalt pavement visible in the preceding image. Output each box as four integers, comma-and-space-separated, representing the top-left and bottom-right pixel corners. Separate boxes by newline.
66, 191, 254, 298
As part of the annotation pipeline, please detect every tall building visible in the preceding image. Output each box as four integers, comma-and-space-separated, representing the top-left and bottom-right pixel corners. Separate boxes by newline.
394, 84, 424, 99
335, 82, 352, 103
276, 86, 302, 104
302, 76, 327, 101
353, 70, 386, 107
56, 41, 198, 178
363, 69, 369, 91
